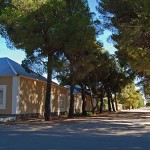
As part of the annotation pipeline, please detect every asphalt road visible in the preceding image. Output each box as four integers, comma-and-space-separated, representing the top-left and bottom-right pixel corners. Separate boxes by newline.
0, 111, 150, 150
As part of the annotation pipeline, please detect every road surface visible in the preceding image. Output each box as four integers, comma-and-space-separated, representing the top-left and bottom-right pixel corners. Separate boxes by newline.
0, 111, 150, 150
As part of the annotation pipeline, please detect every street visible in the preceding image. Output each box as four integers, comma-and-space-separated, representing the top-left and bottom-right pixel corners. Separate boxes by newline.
0, 111, 150, 150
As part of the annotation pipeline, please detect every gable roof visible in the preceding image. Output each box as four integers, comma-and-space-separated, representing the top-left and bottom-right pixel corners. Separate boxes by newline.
0, 57, 47, 82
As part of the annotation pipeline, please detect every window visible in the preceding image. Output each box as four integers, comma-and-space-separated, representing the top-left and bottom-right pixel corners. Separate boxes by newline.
0, 85, 6, 109
59, 94, 65, 108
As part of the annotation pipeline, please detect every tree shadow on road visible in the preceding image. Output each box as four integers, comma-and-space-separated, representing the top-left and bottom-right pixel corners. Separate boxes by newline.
0, 112, 150, 150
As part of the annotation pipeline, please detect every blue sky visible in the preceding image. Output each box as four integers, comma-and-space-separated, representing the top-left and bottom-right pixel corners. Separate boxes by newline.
0, 0, 116, 64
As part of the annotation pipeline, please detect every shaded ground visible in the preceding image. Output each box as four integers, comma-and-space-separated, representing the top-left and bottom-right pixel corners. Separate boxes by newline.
0, 110, 150, 150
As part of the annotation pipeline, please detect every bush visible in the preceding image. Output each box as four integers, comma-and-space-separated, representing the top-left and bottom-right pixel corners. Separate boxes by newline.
87, 111, 92, 116
73, 113, 82, 117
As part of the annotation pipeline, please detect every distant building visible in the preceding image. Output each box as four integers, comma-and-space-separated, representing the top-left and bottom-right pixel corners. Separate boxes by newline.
65, 85, 93, 113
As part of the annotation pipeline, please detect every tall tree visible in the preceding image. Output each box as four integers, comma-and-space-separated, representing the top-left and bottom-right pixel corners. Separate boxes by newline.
0, 0, 99, 119
118, 82, 144, 109
0, 0, 67, 120
97, 0, 150, 78
63, 0, 98, 117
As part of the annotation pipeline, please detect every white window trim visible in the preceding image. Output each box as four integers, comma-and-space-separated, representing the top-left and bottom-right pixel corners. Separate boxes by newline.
12, 77, 20, 114
0, 85, 6, 109
58, 94, 65, 109
58, 94, 65, 116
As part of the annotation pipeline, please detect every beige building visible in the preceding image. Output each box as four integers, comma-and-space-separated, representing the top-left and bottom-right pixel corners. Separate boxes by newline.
0, 57, 68, 117
66, 85, 93, 113
74, 93, 92, 113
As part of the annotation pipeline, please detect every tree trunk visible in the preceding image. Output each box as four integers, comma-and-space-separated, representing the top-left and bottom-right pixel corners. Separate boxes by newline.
99, 96, 104, 113
114, 93, 118, 111
81, 82, 87, 116
111, 96, 116, 112
44, 53, 53, 121
105, 85, 111, 112
89, 86, 94, 113
68, 76, 75, 117
107, 96, 111, 112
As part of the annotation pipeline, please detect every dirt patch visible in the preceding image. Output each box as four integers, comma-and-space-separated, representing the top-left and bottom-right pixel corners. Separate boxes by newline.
1, 111, 150, 126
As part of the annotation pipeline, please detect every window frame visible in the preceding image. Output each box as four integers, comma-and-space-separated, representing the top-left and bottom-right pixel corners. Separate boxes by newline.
59, 94, 65, 108
0, 85, 6, 109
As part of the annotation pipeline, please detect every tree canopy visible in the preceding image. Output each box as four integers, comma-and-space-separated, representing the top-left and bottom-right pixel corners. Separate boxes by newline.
97, 0, 150, 78
0, 0, 147, 117
0, 0, 99, 118
118, 82, 144, 109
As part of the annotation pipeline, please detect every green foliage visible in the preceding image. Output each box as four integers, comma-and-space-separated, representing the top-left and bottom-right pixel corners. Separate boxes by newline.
21, 52, 47, 76
55, 1, 102, 86
0, 0, 67, 52
0, 0, 98, 77
97, 0, 150, 78
0, 0, 99, 119
87, 111, 92, 116
117, 82, 144, 109
73, 113, 82, 117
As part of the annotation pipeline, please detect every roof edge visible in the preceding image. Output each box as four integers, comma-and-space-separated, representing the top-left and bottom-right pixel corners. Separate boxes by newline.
5, 58, 18, 75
